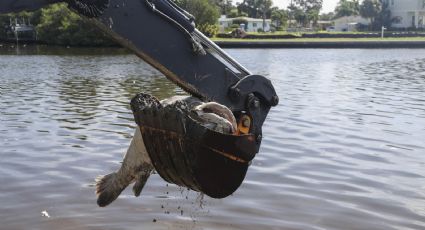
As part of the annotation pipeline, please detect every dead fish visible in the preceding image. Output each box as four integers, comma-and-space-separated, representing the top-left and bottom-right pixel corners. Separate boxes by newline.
193, 102, 238, 134
95, 96, 237, 207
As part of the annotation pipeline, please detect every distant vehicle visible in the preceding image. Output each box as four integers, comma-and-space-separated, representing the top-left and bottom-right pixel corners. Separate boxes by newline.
326, 26, 336, 32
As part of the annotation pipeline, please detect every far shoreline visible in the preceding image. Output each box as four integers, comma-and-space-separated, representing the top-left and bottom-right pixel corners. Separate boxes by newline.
213, 40, 425, 49
2, 38, 425, 51
212, 37, 425, 48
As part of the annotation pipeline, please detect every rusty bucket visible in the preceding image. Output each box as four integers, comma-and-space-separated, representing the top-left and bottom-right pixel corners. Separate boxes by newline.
130, 93, 257, 198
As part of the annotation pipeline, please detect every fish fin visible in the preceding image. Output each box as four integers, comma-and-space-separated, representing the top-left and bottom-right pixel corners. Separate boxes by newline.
133, 169, 153, 197
95, 173, 127, 207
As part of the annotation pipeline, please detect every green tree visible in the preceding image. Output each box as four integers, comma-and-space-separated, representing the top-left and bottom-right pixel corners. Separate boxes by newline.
211, 0, 234, 15
227, 8, 240, 18
271, 8, 288, 30
237, 0, 258, 18
288, 4, 305, 27
36, 3, 114, 46
236, 0, 273, 19
175, 0, 220, 35
0, 14, 10, 38
334, 0, 359, 18
319, 12, 335, 20
258, 0, 273, 31
359, 0, 381, 29
373, 0, 392, 30
292, 0, 323, 27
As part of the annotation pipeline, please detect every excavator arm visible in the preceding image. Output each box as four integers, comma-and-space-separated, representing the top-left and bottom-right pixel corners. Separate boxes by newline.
1, 0, 278, 149
1, 0, 279, 198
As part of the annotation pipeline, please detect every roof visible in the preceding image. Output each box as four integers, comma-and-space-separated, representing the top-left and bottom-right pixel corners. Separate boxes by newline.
219, 17, 271, 23
13, 25, 35, 32
333, 16, 369, 24
317, 20, 332, 24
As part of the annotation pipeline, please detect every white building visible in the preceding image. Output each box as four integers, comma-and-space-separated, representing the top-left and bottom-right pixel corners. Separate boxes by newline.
218, 15, 271, 33
387, 0, 425, 28
332, 16, 370, 32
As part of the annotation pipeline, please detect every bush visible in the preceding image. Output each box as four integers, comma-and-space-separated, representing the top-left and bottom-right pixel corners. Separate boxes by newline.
276, 26, 284, 31
198, 24, 218, 37
257, 28, 264, 33
230, 24, 240, 29
216, 33, 233, 38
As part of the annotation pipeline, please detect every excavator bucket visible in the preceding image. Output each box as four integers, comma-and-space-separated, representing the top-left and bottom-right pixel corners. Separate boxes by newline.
130, 93, 257, 198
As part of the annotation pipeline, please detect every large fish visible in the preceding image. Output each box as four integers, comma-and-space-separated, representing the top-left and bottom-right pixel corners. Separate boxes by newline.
95, 96, 237, 207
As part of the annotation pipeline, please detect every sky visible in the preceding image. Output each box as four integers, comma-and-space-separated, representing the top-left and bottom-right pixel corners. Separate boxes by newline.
234, 0, 339, 13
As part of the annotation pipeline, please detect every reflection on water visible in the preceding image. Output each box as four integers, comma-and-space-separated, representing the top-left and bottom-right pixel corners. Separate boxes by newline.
1, 47, 425, 230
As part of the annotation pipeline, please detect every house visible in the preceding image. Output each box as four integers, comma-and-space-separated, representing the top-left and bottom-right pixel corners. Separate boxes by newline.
332, 16, 370, 32
218, 15, 271, 33
387, 0, 425, 28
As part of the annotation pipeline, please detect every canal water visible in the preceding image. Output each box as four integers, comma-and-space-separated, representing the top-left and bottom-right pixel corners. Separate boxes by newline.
1, 46, 425, 230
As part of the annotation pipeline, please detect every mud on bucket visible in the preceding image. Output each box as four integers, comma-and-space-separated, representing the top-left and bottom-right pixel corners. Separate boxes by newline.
130, 93, 258, 198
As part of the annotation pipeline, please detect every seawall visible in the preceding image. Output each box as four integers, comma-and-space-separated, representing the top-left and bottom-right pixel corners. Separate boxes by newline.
215, 41, 425, 49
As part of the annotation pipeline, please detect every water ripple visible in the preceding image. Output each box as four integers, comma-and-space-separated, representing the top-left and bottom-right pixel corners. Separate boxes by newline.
1, 47, 425, 229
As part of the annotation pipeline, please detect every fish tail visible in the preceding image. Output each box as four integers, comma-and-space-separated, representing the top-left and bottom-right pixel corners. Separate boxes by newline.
132, 169, 152, 197
95, 173, 127, 207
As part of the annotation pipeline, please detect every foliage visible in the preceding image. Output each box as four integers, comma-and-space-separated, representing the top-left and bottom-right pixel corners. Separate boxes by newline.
198, 24, 219, 37
258, 0, 273, 31
334, 0, 359, 18
175, 0, 221, 36
0, 15, 10, 38
237, 0, 257, 18
175, 0, 220, 26
210, 0, 234, 15
230, 24, 241, 30
373, 0, 392, 29
319, 12, 335, 21
288, 5, 306, 26
294, 0, 323, 12
36, 3, 114, 46
227, 9, 239, 18
271, 9, 288, 29
0, 4, 115, 45
359, 0, 381, 25
291, 0, 323, 27
237, 0, 273, 19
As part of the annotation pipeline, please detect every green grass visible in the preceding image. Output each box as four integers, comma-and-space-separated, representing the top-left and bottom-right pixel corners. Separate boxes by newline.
212, 37, 425, 42
232, 31, 397, 36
